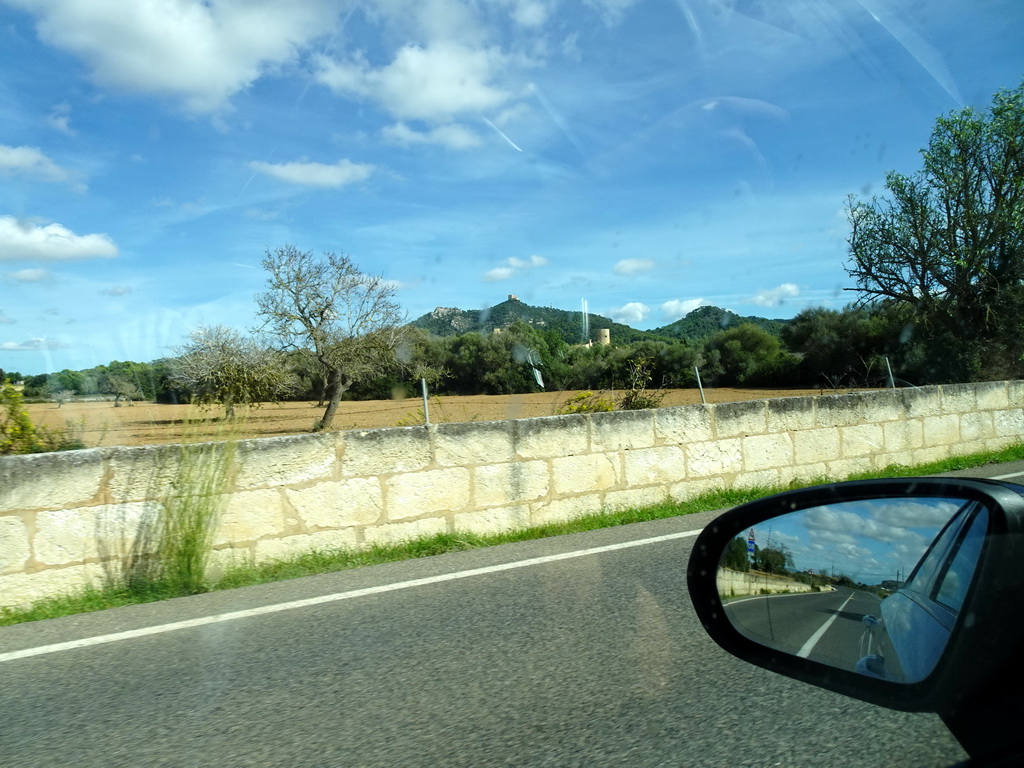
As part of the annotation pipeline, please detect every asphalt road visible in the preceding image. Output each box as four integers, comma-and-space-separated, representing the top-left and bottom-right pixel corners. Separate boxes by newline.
5, 462, 1020, 767
725, 587, 905, 677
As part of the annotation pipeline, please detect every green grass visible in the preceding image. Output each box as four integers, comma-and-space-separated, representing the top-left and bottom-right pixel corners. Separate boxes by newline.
4, 442, 1024, 627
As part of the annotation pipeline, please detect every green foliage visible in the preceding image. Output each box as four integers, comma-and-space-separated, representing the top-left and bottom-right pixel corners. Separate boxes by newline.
654, 305, 789, 343
753, 544, 794, 574
0, 384, 85, 454
846, 80, 1024, 382
557, 390, 615, 414
722, 537, 751, 572
704, 323, 799, 386
411, 297, 657, 345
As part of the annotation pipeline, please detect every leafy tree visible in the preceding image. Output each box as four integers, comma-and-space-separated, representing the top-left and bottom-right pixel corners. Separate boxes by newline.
754, 544, 793, 575
845, 81, 1024, 381
171, 325, 295, 418
704, 323, 798, 386
256, 246, 408, 431
722, 537, 751, 572
782, 304, 912, 387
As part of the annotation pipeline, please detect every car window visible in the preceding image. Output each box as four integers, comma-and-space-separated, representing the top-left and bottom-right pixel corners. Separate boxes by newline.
904, 502, 973, 598
934, 504, 988, 613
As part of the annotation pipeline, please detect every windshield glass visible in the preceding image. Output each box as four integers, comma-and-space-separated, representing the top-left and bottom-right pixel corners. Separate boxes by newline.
2, 3, 1022, 767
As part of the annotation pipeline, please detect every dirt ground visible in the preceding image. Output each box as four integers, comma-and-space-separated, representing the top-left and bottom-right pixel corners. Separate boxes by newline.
25, 388, 871, 449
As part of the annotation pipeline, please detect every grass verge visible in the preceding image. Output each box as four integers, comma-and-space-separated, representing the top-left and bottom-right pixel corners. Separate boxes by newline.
4, 442, 1024, 627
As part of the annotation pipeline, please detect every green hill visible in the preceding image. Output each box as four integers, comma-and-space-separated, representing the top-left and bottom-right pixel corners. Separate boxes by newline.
651, 305, 789, 342
412, 297, 659, 344
412, 299, 788, 345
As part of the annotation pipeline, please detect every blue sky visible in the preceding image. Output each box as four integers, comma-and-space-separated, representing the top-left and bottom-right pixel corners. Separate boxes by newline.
753, 497, 962, 584
1, 0, 1022, 375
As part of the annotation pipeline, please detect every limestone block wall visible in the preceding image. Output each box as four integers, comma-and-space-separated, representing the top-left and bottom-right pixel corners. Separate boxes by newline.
717, 567, 814, 596
2, 381, 1022, 609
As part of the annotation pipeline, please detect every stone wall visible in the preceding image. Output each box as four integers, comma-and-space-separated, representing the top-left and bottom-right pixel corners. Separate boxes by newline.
2, 381, 1022, 609
717, 567, 814, 596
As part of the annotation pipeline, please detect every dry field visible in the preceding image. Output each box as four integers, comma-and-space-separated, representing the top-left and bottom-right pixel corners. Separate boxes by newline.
25, 388, 872, 449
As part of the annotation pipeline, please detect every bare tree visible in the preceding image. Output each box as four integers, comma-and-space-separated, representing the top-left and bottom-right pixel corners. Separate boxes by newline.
255, 246, 407, 431
171, 325, 295, 419
52, 389, 74, 408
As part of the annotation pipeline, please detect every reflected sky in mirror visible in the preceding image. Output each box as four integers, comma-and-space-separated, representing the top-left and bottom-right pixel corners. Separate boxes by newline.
747, 497, 964, 585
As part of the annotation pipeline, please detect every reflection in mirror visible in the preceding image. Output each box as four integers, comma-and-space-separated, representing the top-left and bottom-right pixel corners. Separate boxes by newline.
718, 497, 988, 684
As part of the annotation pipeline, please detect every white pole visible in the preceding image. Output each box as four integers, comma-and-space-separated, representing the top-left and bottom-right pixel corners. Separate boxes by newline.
420, 378, 430, 425
884, 357, 896, 388
694, 366, 706, 404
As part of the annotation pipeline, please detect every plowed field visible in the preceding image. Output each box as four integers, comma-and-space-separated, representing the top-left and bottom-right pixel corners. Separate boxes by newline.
25, 388, 871, 448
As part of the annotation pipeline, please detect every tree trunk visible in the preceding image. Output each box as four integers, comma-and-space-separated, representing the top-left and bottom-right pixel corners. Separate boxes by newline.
315, 371, 348, 432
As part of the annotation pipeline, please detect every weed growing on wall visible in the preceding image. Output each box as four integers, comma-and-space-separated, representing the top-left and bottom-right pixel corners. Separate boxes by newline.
120, 428, 239, 597
159, 440, 236, 594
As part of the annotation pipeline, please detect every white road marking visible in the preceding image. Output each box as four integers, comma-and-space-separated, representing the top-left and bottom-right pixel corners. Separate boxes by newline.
991, 471, 1024, 480
0, 528, 703, 663
796, 592, 855, 659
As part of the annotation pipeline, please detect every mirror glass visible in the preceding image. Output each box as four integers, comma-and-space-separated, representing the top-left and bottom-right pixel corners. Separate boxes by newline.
718, 496, 988, 683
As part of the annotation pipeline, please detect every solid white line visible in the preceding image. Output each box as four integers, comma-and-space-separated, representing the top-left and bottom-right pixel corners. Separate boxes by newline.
991, 471, 1024, 480
796, 592, 854, 659
0, 528, 703, 664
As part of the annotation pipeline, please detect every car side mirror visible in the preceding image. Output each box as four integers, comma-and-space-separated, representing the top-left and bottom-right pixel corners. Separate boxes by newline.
687, 478, 1024, 714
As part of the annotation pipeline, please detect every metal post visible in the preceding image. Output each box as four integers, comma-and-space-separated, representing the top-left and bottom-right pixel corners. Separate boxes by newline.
420, 377, 430, 426
885, 356, 896, 389
694, 366, 706, 404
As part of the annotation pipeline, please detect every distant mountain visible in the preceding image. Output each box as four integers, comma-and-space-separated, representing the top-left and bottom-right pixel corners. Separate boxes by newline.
651, 305, 789, 342
411, 297, 658, 344
412, 298, 788, 345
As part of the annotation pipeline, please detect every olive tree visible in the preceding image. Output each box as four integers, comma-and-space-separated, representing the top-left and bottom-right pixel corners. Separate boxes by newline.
846, 81, 1024, 381
255, 246, 407, 431
171, 325, 294, 418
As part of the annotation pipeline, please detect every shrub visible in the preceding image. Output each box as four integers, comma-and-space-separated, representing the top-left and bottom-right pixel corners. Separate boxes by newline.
0, 384, 86, 454
557, 390, 615, 415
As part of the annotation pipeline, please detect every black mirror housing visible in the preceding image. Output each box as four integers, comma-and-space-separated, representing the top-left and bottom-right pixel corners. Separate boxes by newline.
687, 477, 1024, 715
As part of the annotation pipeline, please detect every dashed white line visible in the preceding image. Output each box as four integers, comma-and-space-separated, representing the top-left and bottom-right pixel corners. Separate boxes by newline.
0, 528, 703, 664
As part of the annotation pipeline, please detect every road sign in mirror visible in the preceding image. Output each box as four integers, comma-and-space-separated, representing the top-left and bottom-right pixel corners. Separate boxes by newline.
717, 496, 988, 683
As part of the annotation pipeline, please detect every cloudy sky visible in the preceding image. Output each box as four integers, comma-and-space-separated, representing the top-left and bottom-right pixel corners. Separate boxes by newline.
755, 497, 964, 584
1, 0, 1022, 374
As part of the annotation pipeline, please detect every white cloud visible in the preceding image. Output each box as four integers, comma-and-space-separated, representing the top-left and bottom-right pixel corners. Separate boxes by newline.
47, 103, 76, 135
483, 254, 548, 281
382, 122, 481, 149
750, 283, 800, 307
509, 254, 548, 268
101, 285, 133, 296
0, 145, 83, 190
0, 337, 67, 351
0, 217, 118, 261
315, 43, 512, 123
6, 268, 55, 282
609, 301, 650, 324
249, 159, 374, 188
483, 266, 515, 282
0, 312, 15, 325
498, 0, 550, 27
8, 0, 336, 113
613, 258, 654, 276
661, 298, 708, 321
584, 0, 641, 25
